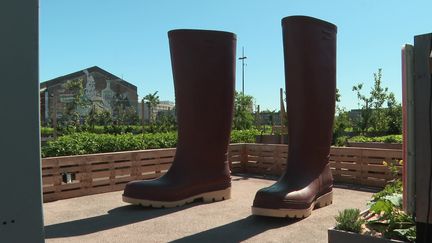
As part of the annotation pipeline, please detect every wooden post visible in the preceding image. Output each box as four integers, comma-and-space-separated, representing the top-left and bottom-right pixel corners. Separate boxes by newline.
402, 44, 415, 214
359, 149, 365, 186
241, 144, 248, 173
413, 33, 432, 229
52, 90, 58, 139
131, 152, 140, 179
141, 98, 145, 133
256, 105, 261, 130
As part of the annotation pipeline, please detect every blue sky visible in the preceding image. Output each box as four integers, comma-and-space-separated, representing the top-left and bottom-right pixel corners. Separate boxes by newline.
40, 0, 432, 111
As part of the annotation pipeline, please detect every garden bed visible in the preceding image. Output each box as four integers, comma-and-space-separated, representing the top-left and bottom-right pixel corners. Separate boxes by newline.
328, 228, 405, 243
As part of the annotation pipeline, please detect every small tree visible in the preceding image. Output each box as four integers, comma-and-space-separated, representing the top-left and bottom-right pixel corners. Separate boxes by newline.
62, 78, 90, 126
352, 83, 374, 135
155, 112, 177, 132
386, 93, 402, 134
335, 88, 341, 103
233, 92, 254, 130
333, 88, 353, 145
118, 107, 139, 125
144, 91, 160, 124
352, 69, 398, 135
97, 110, 113, 126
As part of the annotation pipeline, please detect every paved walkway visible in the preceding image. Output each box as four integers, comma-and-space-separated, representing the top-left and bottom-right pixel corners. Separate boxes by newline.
44, 175, 375, 243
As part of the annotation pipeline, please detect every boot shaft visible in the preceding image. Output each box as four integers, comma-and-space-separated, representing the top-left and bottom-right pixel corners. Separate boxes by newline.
282, 16, 337, 166
168, 29, 236, 170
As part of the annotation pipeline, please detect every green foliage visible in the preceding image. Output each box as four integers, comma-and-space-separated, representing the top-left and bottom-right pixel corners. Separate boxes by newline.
116, 106, 139, 125
367, 193, 415, 242
41, 129, 263, 157
366, 160, 415, 242
151, 112, 177, 133
94, 110, 113, 126
351, 69, 401, 135
41, 132, 178, 158
335, 88, 341, 103
86, 107, 114, 127
334, 208, 364, 233
233, 92, 254, 130
41, 127, 54, 136
372, 160, 403, 202
372, 179, 403, 202
334, 135, 349, 147
333, 108, 352, 145
334, 159, 415, 242
386, 93, 402, 134
231, 129, 262, 143
61, 78, 90, 126
348, 134, 402, 144
143, 91, 160, 123
44, 123, 180, 137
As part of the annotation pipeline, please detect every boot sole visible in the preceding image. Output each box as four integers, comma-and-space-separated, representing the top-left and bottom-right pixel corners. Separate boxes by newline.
122, 187, 231, 208
251, 191, 333, 218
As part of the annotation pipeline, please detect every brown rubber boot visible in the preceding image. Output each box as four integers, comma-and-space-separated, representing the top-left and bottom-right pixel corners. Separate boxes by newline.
123, 29, 236, 208
252, 16, 337, 218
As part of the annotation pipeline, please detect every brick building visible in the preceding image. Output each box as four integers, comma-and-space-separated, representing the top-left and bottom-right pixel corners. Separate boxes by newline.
40, 66, 138, 125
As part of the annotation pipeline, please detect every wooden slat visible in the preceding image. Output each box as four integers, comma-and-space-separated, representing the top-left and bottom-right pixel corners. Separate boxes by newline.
330, 162, 361, 170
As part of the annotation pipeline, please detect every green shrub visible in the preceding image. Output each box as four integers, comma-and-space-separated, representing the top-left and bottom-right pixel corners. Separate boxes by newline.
334, 135, 349, 147
40, 127, 54, 136
231, 129, 262, 143
335, 208, 364, 233
41, 132, 178, 158
348, 134, 402, 144
41, 129, 265, 157
367, 192, 415, 241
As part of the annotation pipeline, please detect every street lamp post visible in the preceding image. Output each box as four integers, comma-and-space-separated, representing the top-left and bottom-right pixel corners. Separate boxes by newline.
238, 46, 247, 95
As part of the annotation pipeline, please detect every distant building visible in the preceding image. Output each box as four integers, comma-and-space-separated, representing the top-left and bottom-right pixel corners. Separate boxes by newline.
40, 66, 138, 125
138, 100, 175, 123
347, 109, 364, 124
257, 111, 282, 126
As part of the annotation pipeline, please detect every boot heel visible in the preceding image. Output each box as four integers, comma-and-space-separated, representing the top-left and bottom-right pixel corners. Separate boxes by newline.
316, 191, 333, 208
202, 187, 231, 203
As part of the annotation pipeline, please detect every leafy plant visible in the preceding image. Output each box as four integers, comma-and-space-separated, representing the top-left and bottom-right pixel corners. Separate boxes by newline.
233, 92, 255, 130
334, 135, 349, 147
231, 129, 263, 143
348, 134, 402, 144
367, 193, 415, 242
143, 91, 160, 124
335, 208, 364, 233
41, 132, 177, 157
366, 160, 415, 242
334, 159, 416, 242
333, 108, 352, 145
41, 129, 266, 157
371, 179, 402, 203
40, 127, 54, 136
351, 69, 401, 136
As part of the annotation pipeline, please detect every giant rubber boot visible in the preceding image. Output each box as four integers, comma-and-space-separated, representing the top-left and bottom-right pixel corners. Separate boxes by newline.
123, 29, 236, 208
252, 16, 337, 218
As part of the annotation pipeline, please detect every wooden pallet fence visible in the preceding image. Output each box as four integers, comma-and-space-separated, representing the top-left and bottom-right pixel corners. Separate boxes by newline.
239, 144, 402, 188
42, 148, 175, 202
42, 145, 244, 203
41, 144, 402, 202
243, 144, 288, 175
228, 144, 244, 173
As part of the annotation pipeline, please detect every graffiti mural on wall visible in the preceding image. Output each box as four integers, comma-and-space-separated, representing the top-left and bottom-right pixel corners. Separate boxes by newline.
40, 66, 139, 125
60, 69, 134, 116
